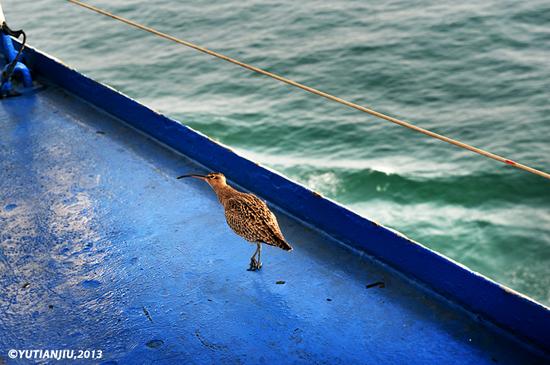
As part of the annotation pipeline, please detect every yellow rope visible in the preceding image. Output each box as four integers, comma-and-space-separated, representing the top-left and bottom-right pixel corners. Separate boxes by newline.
67, 0, 550, 181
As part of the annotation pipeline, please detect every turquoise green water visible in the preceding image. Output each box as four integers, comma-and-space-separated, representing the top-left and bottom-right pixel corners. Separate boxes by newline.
7, 0, 549, 305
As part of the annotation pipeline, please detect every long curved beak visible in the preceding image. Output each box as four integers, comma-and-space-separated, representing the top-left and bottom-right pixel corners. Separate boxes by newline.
177, 174, 207, 181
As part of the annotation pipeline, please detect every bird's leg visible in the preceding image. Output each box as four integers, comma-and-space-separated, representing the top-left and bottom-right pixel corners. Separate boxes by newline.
247, 244, 260, 271
256, 243, 262, 269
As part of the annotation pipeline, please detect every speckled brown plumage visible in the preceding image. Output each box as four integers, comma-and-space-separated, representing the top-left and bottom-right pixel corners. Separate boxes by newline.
177, 172, 292, 270
223, 194, 291, 250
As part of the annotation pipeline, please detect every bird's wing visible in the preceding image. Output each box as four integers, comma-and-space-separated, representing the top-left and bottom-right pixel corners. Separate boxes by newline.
224, 194, 289, 248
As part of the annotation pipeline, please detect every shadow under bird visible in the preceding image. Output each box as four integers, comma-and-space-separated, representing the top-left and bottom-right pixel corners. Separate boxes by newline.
177, 172, 293, 270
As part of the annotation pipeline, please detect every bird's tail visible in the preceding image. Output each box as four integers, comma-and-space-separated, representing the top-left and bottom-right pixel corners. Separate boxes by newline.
275, 237, 293, 251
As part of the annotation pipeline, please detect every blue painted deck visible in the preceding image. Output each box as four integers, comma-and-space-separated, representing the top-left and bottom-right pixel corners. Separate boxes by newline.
0, 47, 548, 364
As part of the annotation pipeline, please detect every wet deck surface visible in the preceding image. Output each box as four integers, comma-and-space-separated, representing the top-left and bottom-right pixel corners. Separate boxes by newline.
0, 84, 546, 364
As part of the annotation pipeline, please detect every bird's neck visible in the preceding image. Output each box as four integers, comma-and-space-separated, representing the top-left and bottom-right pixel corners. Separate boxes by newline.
211, 184, 239, 206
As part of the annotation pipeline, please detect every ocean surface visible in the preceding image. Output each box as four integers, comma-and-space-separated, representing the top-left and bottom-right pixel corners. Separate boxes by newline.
6, 0, 549, 305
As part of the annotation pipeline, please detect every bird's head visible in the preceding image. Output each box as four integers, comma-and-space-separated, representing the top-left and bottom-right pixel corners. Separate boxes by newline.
177, 172, 227, 189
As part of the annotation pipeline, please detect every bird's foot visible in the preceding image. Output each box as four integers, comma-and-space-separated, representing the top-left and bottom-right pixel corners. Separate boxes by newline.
247, 258, 257, 271
247, 258, 262, 271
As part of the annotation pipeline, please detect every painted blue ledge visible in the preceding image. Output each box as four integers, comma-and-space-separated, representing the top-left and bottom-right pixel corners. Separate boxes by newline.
0, 43, 547, 364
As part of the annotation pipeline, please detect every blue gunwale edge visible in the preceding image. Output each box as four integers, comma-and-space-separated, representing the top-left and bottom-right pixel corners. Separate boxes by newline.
19, 43, 550, 354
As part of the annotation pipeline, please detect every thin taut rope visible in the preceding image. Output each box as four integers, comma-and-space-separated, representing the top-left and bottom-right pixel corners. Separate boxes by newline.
68, 0, 550, 181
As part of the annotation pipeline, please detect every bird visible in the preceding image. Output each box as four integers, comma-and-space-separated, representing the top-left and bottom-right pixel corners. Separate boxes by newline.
177, 172, 292, 271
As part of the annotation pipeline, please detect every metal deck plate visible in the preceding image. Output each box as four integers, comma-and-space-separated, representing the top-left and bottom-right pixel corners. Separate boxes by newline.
0, 85, 546, 364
